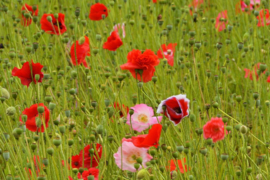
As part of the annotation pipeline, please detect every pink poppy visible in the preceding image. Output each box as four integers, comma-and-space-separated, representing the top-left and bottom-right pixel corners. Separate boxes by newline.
157, 43, 177, 66
112, 23, 126, 38
114, 141, 152, 172
126, 104, 162, 132
215, 10, 228, 32
189, 0, 204, 15
257, 9, 270, 27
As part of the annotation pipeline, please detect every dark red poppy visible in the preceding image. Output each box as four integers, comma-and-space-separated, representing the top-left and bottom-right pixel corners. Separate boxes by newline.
19, 103, 50, 132
21, 4, 38, 26
71, 155, 81, 168
168, 158, 189, 173
131, 124, 162, 148
40, 13, 67, 35
89, 3, 109, 21
79, 144, 102, 169
12, 60, 44, 87
113, 102, 129, 118
120, 49, 160, 83
103, 31, 123, 51
157, 43, 177, 66
78, 168, 99, 180
257, 9, 270, 27
244, 63, 266, 80
70, 36, 90, 68
157, 94, 190, 125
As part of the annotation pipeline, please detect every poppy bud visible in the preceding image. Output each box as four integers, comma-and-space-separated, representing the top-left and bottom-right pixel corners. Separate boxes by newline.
96, 125, 104, 134
234, 124, 242, 131
42, 158, 49, 166
254, 10, 259, 16
31, 142, 37, 151
205, 138, 213, 145
253, 92, 259, 100
226, 126, 232, 132
6, 107, 16, 116
137, 169, 149, 179
3, 151, 10, 161
59, 125, 65, 134
53, 137, 62, 147
132, 94, 137, 104
240, 125, 248, 134
259, 64, 267, 72
136, 157, 143, 164
91, 101, 97, 108
49, 102, 56, 111
134, 163, 140, 170
195, 128, 203, 135
0, 87, 10, 99
46, 16, 52, 22
189, 175, 194, 180
71, 70, 77, 79
78, 36, 85, 45
247, 167, 252, 174
37, 106, 45, 114
69, 88, 76, 95
221, 153, 229, 160
37, 176, 46, 180
87, 176, 94, 180
172, 151, 179, 158
213, 102, 219, 108
152, 76, 157, 83
200, 148, 207, 155
45, 96, 53, 103
216, 42, 222, 50
176, 145, 184, 152
89, 134, 95, 141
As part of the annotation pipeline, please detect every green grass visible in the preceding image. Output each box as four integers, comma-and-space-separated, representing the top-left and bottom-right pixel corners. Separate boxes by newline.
0, 0, 270, 179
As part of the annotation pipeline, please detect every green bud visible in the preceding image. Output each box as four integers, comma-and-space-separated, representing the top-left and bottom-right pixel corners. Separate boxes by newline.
78, 36, 85, 45
136, 169, 149, 179
240, 125, 248, 134
134, 163, 140, 170
6, 107, 16, 116
0, 87, 10, 99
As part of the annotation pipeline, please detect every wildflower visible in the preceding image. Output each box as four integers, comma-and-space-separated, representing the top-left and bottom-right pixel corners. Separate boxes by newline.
21, 4, 38, 26
89, 3, 109, 20
215, 10, 228, 32
103, 30, 123, 51
40, 13, 67, 35
70, 36, 90, 68
203, 117, 226, 143
157, 43, 177, 66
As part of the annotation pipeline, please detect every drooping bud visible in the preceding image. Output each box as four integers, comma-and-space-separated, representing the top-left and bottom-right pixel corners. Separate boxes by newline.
78, 36, 85, 45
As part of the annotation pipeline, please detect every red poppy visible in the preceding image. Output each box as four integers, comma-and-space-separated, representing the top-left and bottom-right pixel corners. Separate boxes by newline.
40, 13, 67, 35
153, 0, 157, 3
70, 36, 90, 68
189, 0, 204, 15
257, 9, 270, 27
215, 10, 228, 32
26, 155, 43, 177
68, 177, 73, 180
78, 168, 99, 180
20, 103, 50, 132
131, 124, 162, 148
103, 31, 123, 51
203, 117, 225, 143
244, 63, 266, 80
157, 94, 190, 125
120, 49, 160, 83
12, 60, 44, 87
89, 3, 109, 21
168, 158, 189, 173
79, 144, 102, 169
21, 4, 38, 26
267, 76, 270, 83
157, 43, 177, 66
114, 102, 129, 118
71, 155, 81, 169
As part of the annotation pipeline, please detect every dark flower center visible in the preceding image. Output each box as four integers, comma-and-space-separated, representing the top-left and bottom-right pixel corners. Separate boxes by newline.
53, 21, 64, 30
103, 9, 106, 12
173, 107, 182, 114
74, 162, 79, 166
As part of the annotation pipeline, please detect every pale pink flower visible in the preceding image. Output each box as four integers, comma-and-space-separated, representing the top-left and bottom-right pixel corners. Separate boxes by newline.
111, 23, 126, 38
114, 141, 152, 172
126, 104, 162, 132
240, 0, 260, 12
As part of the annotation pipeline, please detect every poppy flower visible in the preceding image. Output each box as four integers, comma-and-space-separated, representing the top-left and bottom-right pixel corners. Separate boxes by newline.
215, 10, 228, 32
70, 36, 90, 68
157, 43, 177, 66
168, 158, 189, 173
267, 76, 270, 83
114, 102, 129, 118
26, 155, 43, 177
153, 0, 157, 3
20, 103, 50, 132
21, 4, 38, 26
78, 168, 99, 180
123, 124, 162, 148
40, 13, 67, 35
114, 141, 152, 172
103, 30, 123, 51
112, 23, 126, 38
120, 49, 160, 83
71, 155, 81, 169
157, 94, 190, 126
79, 144, 102, 169
12, 60, 44, 87
244, 63, 266, 80
189, 0, 204, 15
89, 3, 109, 21
236, 0, 260, 14
203, 117, 225, 143
126, 104, 162, 132
257, 9, 270, 27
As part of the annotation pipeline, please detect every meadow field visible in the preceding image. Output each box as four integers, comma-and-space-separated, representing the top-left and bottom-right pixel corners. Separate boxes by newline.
0, 0, 270, 179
